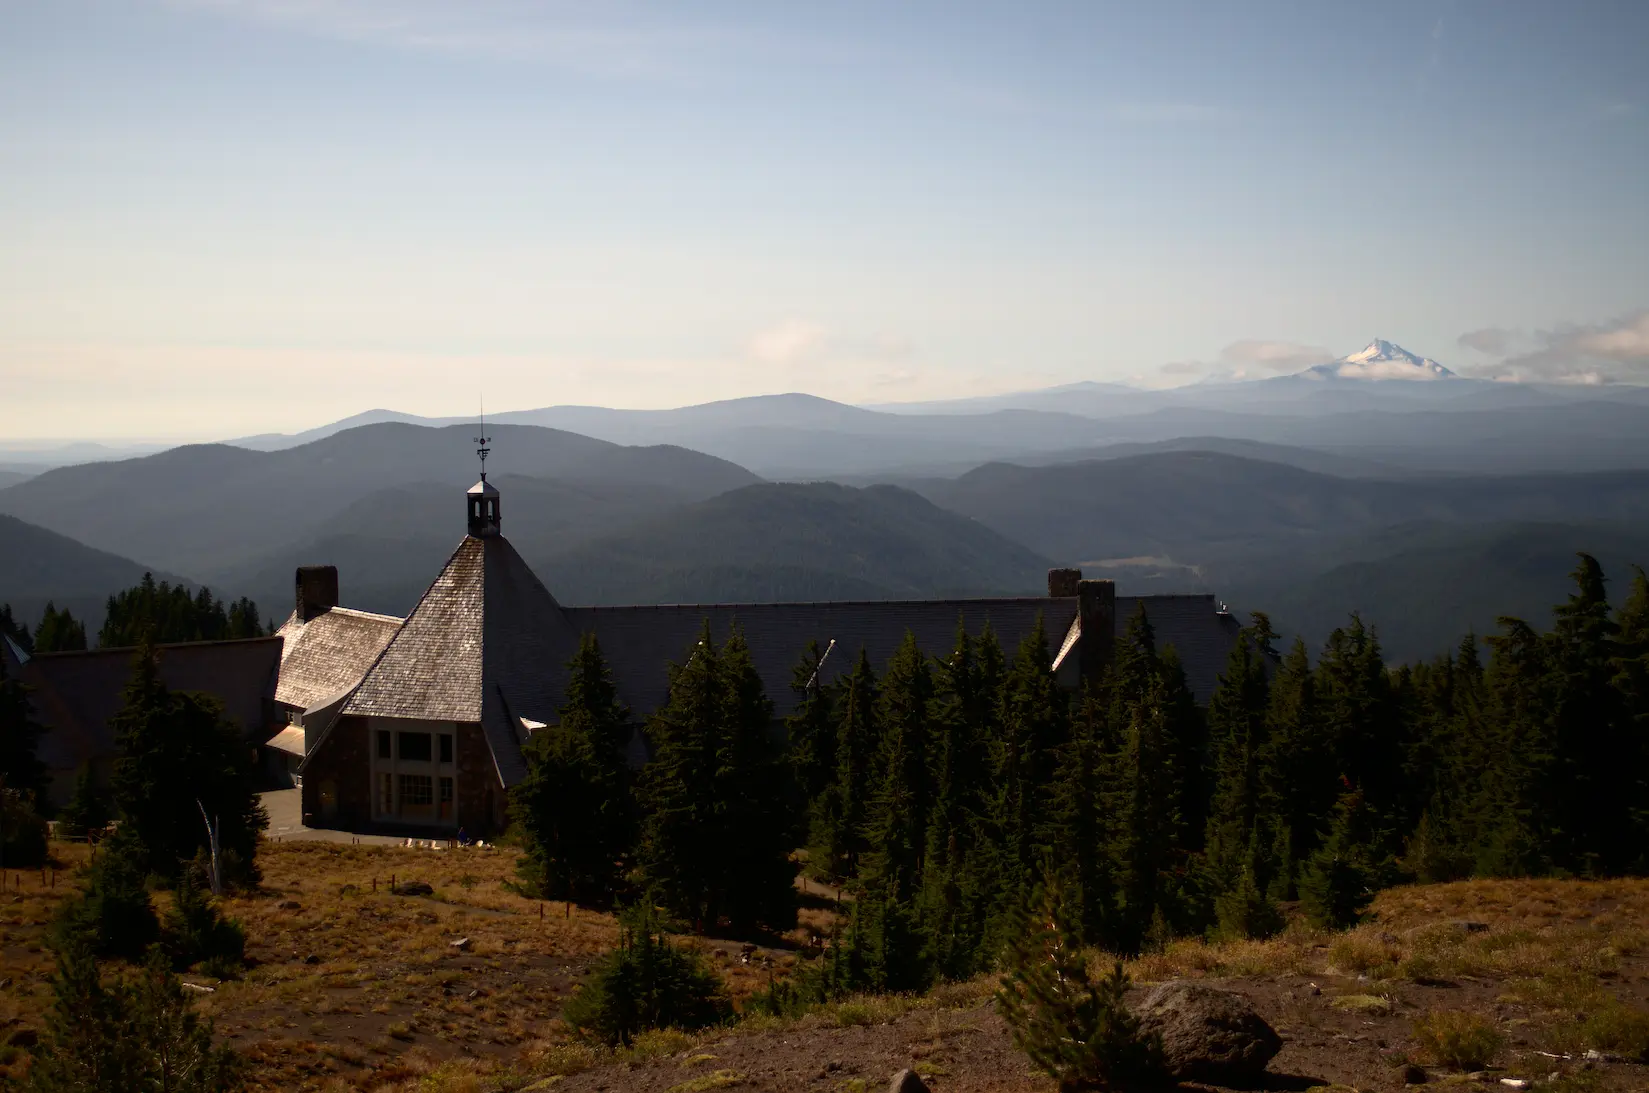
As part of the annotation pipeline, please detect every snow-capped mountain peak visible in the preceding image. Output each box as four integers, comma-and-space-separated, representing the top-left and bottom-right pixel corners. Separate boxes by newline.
1301, 339, 1456, 381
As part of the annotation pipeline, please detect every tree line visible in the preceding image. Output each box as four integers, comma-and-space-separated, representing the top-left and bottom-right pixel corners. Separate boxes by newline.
0, 574, 268, 655
513, 553, 1649, 1002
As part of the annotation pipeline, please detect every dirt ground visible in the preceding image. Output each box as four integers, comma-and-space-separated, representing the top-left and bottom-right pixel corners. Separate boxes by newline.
4, 844, 1649, 1093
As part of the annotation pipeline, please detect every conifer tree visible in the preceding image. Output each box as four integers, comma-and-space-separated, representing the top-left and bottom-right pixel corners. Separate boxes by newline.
1298, 787, 1384, 929
996, 868, 1161, 1092
52, 828, 160, 960
109, 642, 267, 884
1260, 638, 1333, 887
1473, 616, 1552, 876
637, 625, 794, 935
57, 768, 112, 840
1546, 553, 1631, 873
34, 602, 88, 652
637, 624, 725, 928
919, 621, 1001, 981
786, 640, 840, 820
985, 616, 1068, 950
0, 603, 32, 653
1613, 566, 1649, 862
1043, 685, 1114, 946
1204, 615, 1276, 907
808, 649, 879, 884
0, 646, 47, 797
861, 631, 934, 903
716, 626, 797, 934
513, 633, 636, 904
1316, 616, 1405, 832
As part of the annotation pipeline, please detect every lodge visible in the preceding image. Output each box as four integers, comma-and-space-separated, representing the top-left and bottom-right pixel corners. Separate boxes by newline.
6, 468, 1245, 839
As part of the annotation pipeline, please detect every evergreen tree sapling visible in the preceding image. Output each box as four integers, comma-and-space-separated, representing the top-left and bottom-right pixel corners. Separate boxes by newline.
562, 900, 731, 1046
997, 869, 1162, 1091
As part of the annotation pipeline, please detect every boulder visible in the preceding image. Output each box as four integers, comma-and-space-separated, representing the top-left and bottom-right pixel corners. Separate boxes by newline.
888, 1069, 930, 1093
1135, 981, 1282, 1083
393, 881, 435, 897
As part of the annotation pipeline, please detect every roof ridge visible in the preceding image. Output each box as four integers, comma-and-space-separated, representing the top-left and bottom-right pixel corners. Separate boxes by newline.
31, 635, 284, 658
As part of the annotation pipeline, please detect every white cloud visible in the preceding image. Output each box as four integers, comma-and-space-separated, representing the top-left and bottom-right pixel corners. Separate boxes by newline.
1151, 339, 1331, 386
1469, 310, 1649, 384
746, 320, 828, 366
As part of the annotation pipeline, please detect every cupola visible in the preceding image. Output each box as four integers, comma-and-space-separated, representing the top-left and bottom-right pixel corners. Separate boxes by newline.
468, 477, 501, 537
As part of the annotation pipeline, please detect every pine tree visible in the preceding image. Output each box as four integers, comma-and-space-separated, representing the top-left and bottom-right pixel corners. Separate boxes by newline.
165, 868, 246, 976
1473, 616, 1553, 876
716, 626, 797, 935
996, 869, 1161, 1092
562, 900, 731, 1046
637, 624, 724, 928
109, 642, 268, 884
26, 933, 138, 1092
52, 828, 160, 960
861, 632, 934, 903
57, 768, 112, 840
0, 645, 47, 797
1260, 637, 1333, 887
985, 616, 1069, 951
1043, 685, 1115, 946
1316, 615, 1404, 833
1298, 788, 1383, 929
1546, 554, 1630, 873
786, 640, 840, 829
98, 575, 265, 648
1613, 566, 1649, 864
1203, 616, 1276, 917
512, 634, 636, 904
0, 603, 33, 654
34, 601, 87, 652
919, 621, 1001, 981
807, 649, 879, 885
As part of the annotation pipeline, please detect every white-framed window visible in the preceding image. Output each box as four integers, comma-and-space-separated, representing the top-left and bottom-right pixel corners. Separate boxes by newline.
367, 719, 460, 826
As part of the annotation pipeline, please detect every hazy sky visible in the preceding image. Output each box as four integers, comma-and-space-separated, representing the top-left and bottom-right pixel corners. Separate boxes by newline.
2, 0, 1647, 439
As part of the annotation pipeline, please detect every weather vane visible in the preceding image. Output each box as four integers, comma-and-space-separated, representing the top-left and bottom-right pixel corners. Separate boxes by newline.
474, 397, 491, 481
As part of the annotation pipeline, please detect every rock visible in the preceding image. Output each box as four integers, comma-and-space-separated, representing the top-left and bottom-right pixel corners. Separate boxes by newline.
6, 1027, 38, 1048
1500, 1080, 1530, 1089
451, 937, 472, 952
1403, 1064, 1429, 1084
180, 982, 215, 993
1135, 981, 1283, 1083
889, 1069, 930, 1093
277, 900, 301, 911
394, 881, 435, 897
304, 954, 321, 965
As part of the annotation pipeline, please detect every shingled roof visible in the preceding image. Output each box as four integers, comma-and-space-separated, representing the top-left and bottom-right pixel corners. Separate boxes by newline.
274, 606, 403, 711
564, 592, 1239, 719
338, 534, 582, 785
23, 638, 283, 778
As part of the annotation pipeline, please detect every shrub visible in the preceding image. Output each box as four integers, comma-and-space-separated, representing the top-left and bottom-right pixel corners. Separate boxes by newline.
165, 868, 246, 975
1, 789, 48, 868
51, 830, 160, 960
1575, 1003, 1649, 1061
1412, 1010, 1504, 1070
996, 875, 1163, 1091
563, 901, 731, 1046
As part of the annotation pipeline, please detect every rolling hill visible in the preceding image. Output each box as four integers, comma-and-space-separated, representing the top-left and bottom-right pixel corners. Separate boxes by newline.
0, 423, 759, 579
0, 513, 188, 635
923, 451, 1649, 568
533, 482, 1054, 607
1227, 520, 1649, 664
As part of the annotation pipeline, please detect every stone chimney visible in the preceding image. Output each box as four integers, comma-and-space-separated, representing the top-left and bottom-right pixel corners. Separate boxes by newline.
1077, 578, 1116, 689
1047, 567, 1082, 597
296, 565, 339, 623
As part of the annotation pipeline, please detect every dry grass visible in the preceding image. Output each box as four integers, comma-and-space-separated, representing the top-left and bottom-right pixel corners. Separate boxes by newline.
1412, 1009, 1504, 1070
10, 851, 1649, 1091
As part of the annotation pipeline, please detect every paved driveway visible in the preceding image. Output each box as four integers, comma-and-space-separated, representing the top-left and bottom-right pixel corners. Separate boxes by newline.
259, 789, 407, 846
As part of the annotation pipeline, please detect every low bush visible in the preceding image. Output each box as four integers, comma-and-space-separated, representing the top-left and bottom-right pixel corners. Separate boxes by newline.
165, 868, 246, 975
563, 901, 731, 1047
1413, 1009, 1504, 1070
51, 831, 160, 960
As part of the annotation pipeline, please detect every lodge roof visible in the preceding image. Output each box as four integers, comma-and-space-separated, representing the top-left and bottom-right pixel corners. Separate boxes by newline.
22, 637, 284, 774
564, 592, 1238, 719
337, 534, 582, 785
274, 606, 402, 711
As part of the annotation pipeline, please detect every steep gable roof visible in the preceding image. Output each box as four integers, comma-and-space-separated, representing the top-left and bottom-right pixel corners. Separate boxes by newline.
339, 534, 581, 785
274, 606, 402, 711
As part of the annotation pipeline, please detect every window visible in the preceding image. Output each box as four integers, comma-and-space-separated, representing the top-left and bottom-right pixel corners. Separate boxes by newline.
378, 773, 392, 814
440, 734, 454, 764
439, 777, 453, 804
399, 774, 433, 806
398, 732, 432, 762
376, 730, 391, 759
